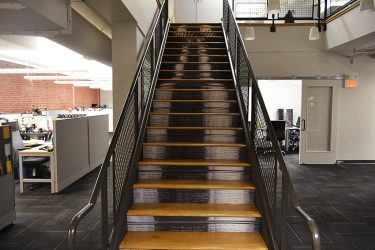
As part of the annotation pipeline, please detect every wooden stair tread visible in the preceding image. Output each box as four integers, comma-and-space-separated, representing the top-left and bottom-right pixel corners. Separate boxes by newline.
160, 69, 231, 72
166, 42, 225, 43
163, 54, 227, 56
153, 99, 236, 102
120, 232, 267, 250
155, 88, 234, 91
165, 47, 226, 49
147, 126, 242, 130
139, 159, 250, 167
162, 62, 229, 64
158, 78, 232, 81
168, 36, 223, 38
150, 112, 240, 116
143, 142, 246, 147
133, 180, 255, 190
128, 203, 261, 217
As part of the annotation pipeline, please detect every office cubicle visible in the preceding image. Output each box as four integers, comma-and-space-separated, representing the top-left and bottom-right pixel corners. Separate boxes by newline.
53, 115, 108, 192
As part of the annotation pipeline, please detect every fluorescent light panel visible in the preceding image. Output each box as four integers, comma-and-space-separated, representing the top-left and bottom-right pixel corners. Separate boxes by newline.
24, 75, 111, 81
0, 68, 88, 74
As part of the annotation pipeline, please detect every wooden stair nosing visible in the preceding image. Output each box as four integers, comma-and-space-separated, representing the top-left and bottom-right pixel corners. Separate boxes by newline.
165, 47, 226, 49
159, 69, 231, 72
128, 203, 261, 218
146, 126, 242, 130
139, 159, 250, 167
166, 42, 225, 44
161, 62, 229, 64
133, 179, 255, 190
157, 78, 232, 81
153, 99, 237, 103
143, 142, 247, 147
155, 88, 235, 92
150, 112, 240, 116
167, 36, 224, 38
163, 54, 228, 56
120, 232, 267, 250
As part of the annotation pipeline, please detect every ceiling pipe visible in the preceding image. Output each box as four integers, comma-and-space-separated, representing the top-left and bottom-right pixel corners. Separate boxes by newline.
71, 0, 112, 39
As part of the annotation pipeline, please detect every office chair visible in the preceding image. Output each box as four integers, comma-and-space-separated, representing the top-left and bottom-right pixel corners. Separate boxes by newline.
12, 131, 50, 190
271, 120, 286, 154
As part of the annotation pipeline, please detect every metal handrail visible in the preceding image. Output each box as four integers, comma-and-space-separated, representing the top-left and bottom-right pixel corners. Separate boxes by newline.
67, 1, 169, 249
223, 0, 321, 249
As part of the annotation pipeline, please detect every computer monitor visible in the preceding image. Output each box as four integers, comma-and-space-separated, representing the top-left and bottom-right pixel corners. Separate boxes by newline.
295, 117, 300, 128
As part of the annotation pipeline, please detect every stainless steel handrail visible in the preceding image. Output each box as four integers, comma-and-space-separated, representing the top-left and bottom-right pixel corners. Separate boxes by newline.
67, 1, 168, 249
223, 1, 321, 249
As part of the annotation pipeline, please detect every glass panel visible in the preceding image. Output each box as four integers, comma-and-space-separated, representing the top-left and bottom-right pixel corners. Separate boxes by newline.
306, 86, 332, 152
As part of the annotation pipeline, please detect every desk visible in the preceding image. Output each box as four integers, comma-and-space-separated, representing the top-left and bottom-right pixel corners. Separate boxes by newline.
18, 142, 55, 193
285, 127, 300, 152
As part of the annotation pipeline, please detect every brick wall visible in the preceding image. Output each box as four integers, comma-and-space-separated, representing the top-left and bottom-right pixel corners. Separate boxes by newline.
0, 60, 100, 113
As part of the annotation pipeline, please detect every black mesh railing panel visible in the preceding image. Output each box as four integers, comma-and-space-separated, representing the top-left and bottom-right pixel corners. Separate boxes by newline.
223, 1, 320, 248
280, 0, 314, 18
113, 94, 137, 217
234, 0, 268, 18
233, 0, 314, 19
236, 38, 250, 114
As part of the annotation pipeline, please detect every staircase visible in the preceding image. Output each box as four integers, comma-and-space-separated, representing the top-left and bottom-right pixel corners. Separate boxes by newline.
119, 23, 267, 250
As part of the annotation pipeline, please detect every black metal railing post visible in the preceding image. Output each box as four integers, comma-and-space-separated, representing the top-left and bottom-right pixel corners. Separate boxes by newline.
222, 0, 320, 249
101, 166, 108, 250
67, 1, 169, 249
280, 177, 288, 250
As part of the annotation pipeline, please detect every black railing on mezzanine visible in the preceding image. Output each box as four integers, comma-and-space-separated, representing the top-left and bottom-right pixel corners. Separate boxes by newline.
232, 0, 359, 26
223, 0, 321, 249
67, 1, 169, 249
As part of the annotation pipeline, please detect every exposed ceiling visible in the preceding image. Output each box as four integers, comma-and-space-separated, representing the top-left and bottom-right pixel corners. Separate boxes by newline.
330, 32, 375, 63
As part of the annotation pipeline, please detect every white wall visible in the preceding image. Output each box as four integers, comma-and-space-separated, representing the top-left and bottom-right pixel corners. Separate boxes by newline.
121, 0, 158, 35
241, 26, 375, 161
100, 90, 113, 108
258, 80, 302, 124
326, 6, 375, 49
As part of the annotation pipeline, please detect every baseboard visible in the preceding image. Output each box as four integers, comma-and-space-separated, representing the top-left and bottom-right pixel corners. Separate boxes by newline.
336, 160, 375, 164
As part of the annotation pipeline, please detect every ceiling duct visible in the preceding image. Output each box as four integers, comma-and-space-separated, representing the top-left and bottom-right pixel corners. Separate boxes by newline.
71, 0, 112, 39
0, 0, 71, 35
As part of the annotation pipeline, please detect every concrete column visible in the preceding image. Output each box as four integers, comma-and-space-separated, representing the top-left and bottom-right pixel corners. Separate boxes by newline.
112, 22, 138, 128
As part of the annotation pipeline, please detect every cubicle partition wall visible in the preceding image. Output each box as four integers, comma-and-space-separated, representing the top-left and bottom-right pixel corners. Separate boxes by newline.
53, 115, 108, 192
0, 126, 15, 230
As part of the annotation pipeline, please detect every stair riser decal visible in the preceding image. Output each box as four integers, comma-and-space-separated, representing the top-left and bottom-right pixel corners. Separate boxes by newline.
161, 63, 230, 70
146, 130, 244, 143
138, 168, 249, 180
167, 37, 224, 42
163, 56, 228, 62
158, 71, 232, 79
164, 49, 227, 55
169, 28, 223, 32
154, 90, 235, 100
166, 44, 226, 49
157, 82, 233, 89
127, 217, 260, 233
149, 115, 241, 127
143, 146, 246, 161
133, 189, 255, 204
152, 102, 238, 113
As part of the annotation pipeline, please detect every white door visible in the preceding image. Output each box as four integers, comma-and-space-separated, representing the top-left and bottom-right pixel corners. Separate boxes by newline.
175, 0, 223, 23
197, 0, 223, 23
175, 0, 198, 23
299, 80, 340, 164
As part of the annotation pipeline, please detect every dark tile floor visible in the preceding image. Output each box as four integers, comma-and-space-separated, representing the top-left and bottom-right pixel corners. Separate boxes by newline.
0, 167, 109, 250
284, 154, 375, 250
0, 154, 374, 249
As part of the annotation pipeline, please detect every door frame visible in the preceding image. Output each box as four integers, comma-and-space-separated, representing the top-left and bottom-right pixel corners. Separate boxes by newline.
299, 80, 340, 164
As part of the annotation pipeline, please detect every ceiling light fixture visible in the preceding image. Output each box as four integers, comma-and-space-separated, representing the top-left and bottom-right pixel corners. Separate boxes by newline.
268, 0, 281, 15
244, 27, 255, 40
309, 26, 320, 40
24, 75, 111, 81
